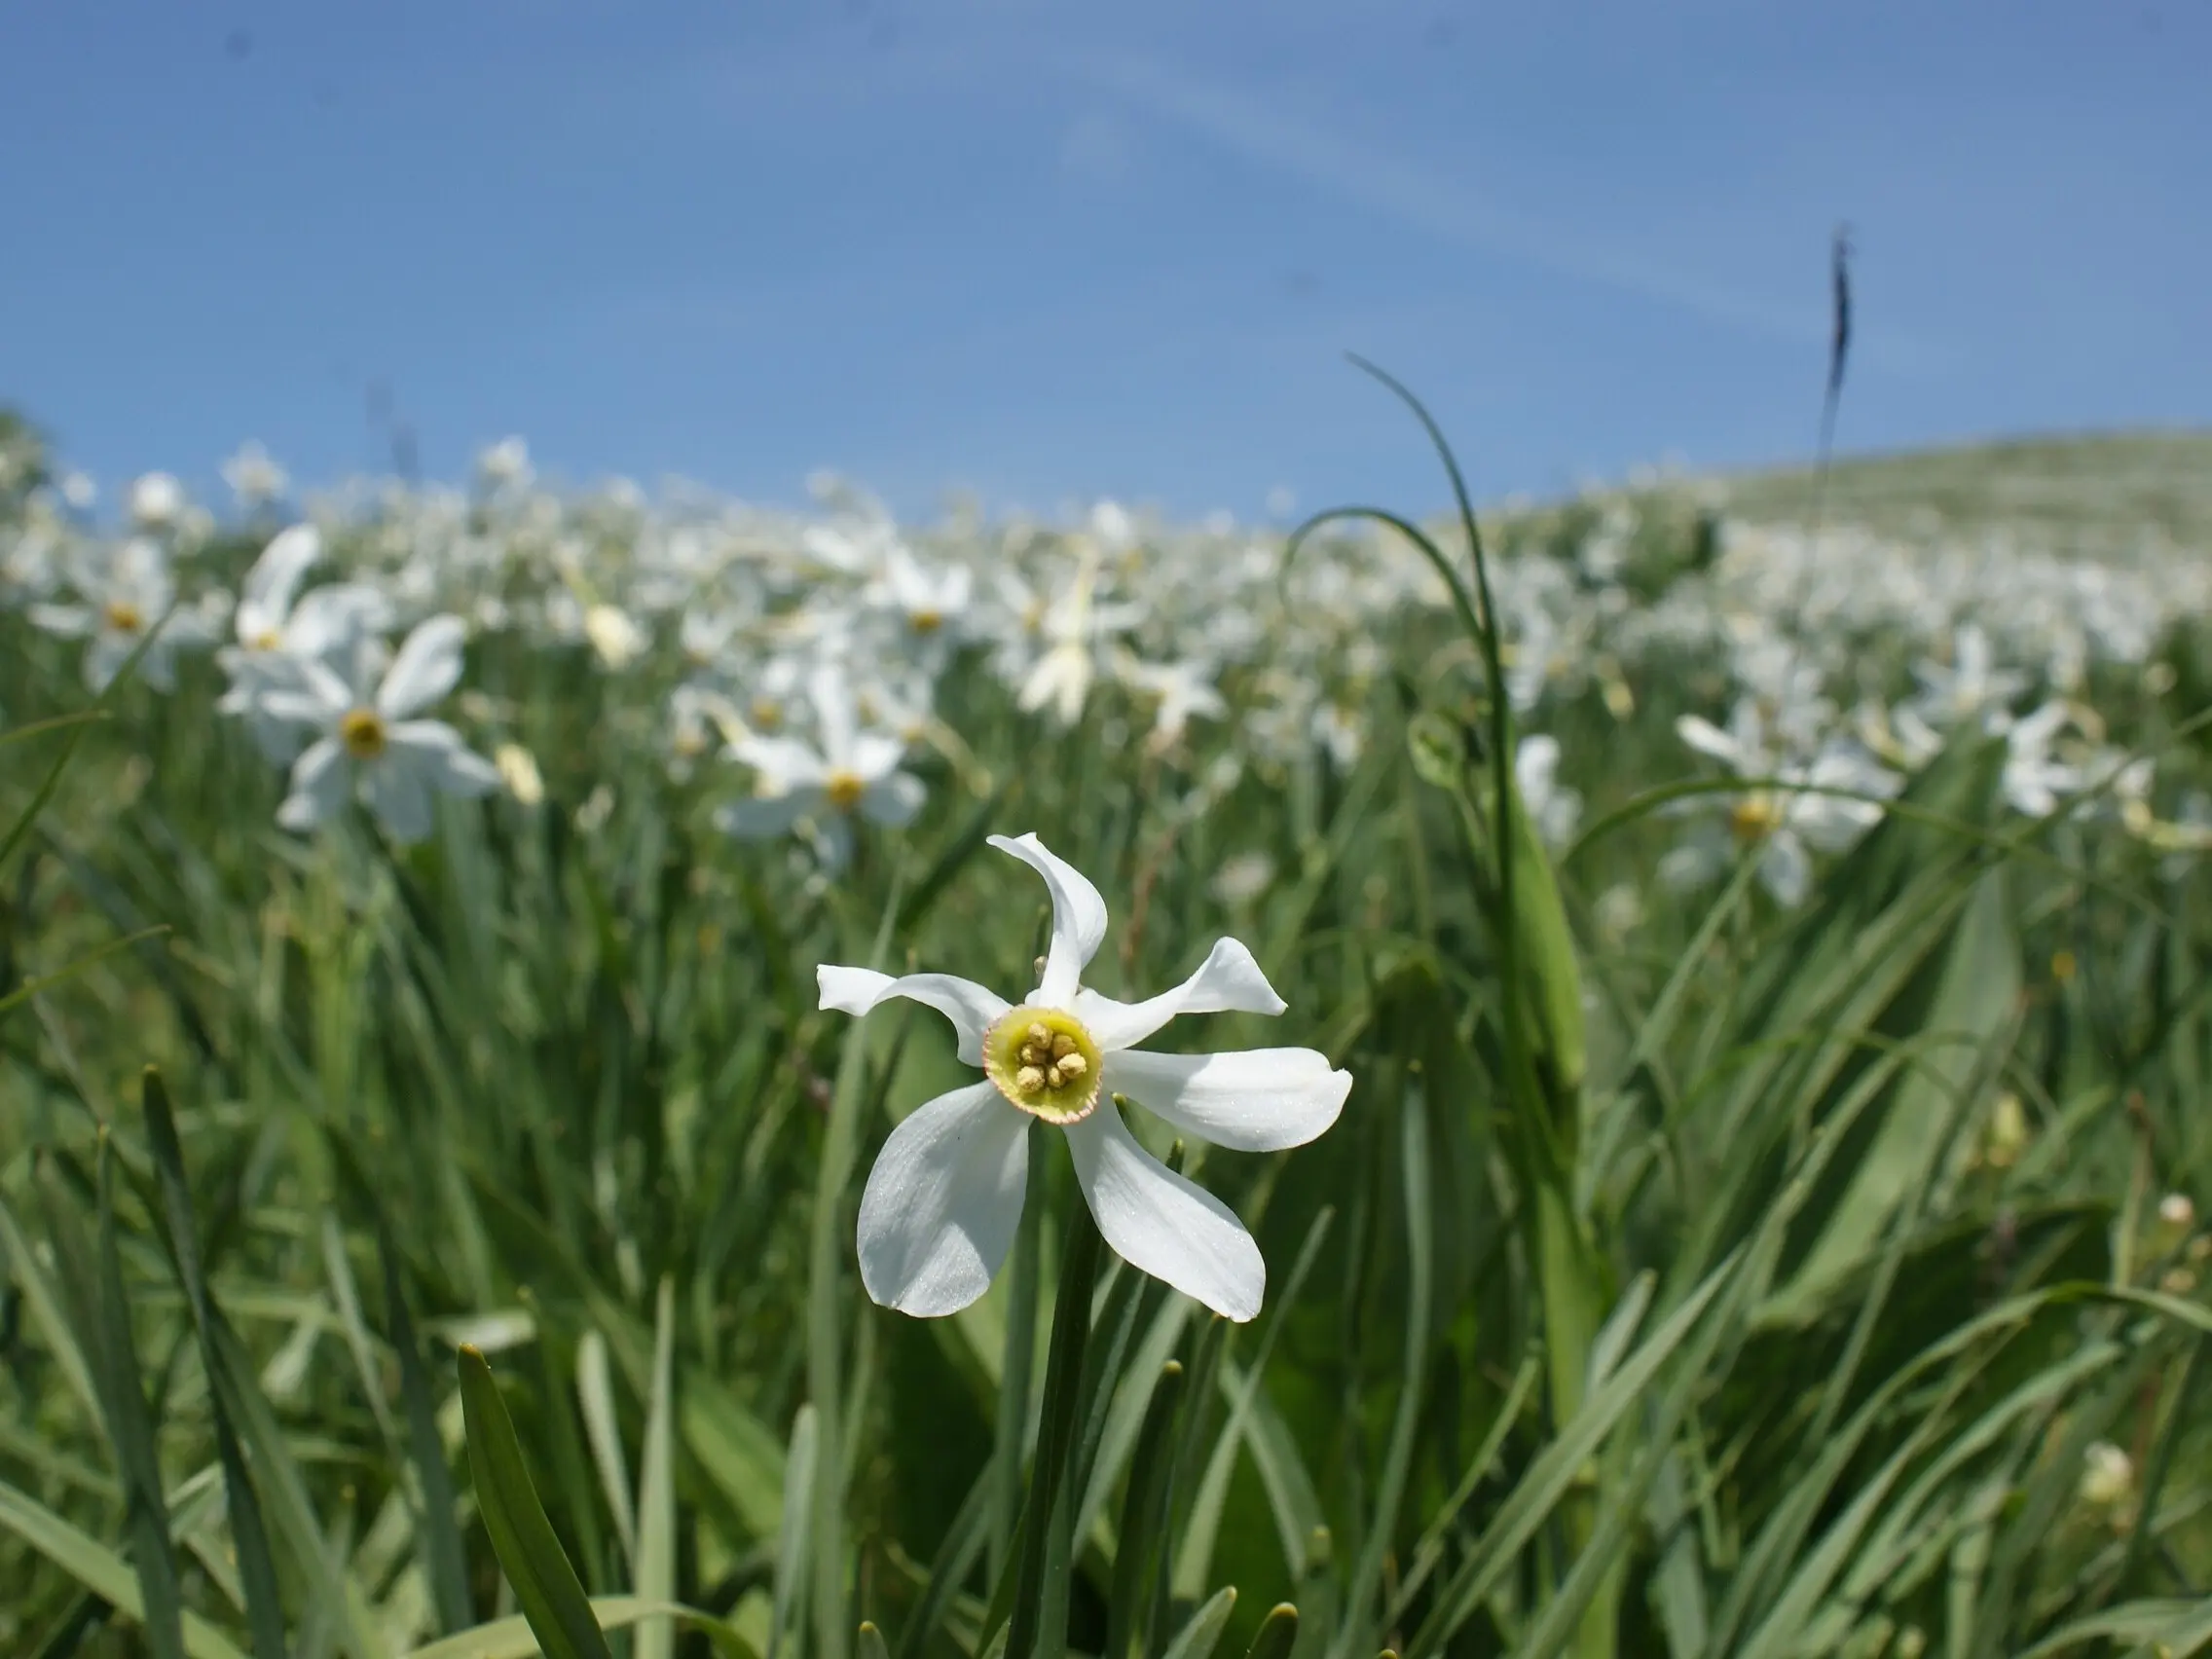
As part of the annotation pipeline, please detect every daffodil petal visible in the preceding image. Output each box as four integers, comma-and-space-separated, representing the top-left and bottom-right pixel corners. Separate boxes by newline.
857, 1082, 1029, 1317
1065, 1103, 1263, 1322
276, 737, 350, 832
817, 966, 1009, 1066
1102, 1047, 1349, 1153
861, 770, 926, 827
988, 831, 1108, 1009
378, 615, 467, 719
1075, 937, 1286, 1051
1676, 715, 1741, 765
363, 746, 439, 844
240, 524, 321, 619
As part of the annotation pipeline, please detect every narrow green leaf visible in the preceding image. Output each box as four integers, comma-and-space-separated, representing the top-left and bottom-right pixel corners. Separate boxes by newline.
399, 1599, 753, 1659
459, 1343, 615, 1659
140, 1066, 289, 1659
90, 1133, 189, 1659
575, 1329, 640, 1564
1161, 1587, 1239, 1659
636, 1275, 680, 1659
770, 1404, 819, 1659
381, 1214, 476, 1636
0, 1472, 251, 1659
1003, 1194, 1105, 1659
1244, 1605, 1300, 1659
1105, 1361, 1187, 1659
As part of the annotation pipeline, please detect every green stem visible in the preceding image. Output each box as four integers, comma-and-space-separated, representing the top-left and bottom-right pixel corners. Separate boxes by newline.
1005, 1187, 1105, 1659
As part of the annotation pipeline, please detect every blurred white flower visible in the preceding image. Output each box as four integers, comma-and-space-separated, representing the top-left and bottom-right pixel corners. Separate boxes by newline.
868, 545, 974, 645
583, 603, 648, 669
717, 665, 924, 867
1120, 651, 1227, 750
2002, 702, 2081, 818
266, 615, 501, 843
2079, 1442, 2133, 1511
1594, 882, 1644, 940
216, 526, 394, 761
817, 832, 1350, 1321
1516, 733, 1582, 848
1663, 706, 1897, 907
477, 437, 532, 489
1210, 851, 1276, 907
1909, 623, 2027, 733
128, 472, 186, 529
222, 442, 289, 508
29, 537, 213, 691
1015, 553, 1142, 727
495, 742, 545, 806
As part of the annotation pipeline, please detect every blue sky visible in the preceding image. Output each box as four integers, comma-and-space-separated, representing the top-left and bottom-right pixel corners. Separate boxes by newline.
3, 0, 2205, 522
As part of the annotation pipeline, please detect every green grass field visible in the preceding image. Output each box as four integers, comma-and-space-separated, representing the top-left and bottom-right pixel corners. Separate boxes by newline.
5, 400, 2212, 1659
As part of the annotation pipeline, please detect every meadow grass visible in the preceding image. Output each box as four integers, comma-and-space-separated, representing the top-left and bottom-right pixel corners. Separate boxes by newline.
3, 396, 2211, 1659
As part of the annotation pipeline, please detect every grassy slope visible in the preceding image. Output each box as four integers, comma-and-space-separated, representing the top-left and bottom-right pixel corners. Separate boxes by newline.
1701, 428, 2212, 550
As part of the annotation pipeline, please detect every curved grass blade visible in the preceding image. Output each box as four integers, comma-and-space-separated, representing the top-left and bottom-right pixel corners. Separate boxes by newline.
575, 1330, 640, 1565
139, 1067, 288, 1659
399, 1599, 753, 1659
1104, 1360, 1186, 1659
1244, 1604, 1300, 1659
0, 1473, 250, 1659
636, 1276, 680, 1659
459, 1343, 615, 1659
35, 1144, 188, 1659
1162, 1587, 1239, 1659
381, 1213, 475, 1637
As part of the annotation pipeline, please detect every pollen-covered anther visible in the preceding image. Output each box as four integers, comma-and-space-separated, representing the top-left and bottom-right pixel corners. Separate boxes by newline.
340, 707, 388, 761
1729, 794, 1782, 845
985, 1005, 1105, 1124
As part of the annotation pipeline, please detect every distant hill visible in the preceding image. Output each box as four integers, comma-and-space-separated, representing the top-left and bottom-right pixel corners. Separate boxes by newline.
1708, 430, 2212, 551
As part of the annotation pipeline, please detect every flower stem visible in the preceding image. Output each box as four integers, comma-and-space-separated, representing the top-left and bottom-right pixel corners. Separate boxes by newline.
1004, 1186, 1105, 1659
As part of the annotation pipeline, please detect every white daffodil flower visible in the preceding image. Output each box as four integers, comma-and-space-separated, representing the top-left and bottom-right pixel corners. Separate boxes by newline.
718, 666, 924, 867
867, 545, 974, 647
216, 527, 395, 761
818, 832, 1351, 1322
1515, 733, 1582, 849
266, 615, 501, 843
1118, 651, 1229, 750
1663, 706, 1898, 907
2001, 701, 2081, 819
128, 471, 186, 530
1909, 623, 2027, 733
222, 442, 289, 509
28, 536, 212, 690
1015, 552, 1144, 727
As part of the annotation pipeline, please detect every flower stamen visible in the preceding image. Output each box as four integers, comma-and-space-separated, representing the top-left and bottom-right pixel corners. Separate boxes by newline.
985, 1006, 1103, 1124
1730, 794, 1781, 845
341, 707, 388, 761
825, 770, 866, 812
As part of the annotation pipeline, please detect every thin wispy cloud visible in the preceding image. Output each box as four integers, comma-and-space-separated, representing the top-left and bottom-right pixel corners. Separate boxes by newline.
1071, 52, 1928, 364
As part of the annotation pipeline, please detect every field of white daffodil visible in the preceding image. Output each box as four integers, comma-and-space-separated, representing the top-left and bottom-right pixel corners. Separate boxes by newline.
5, 395, 2212, 1659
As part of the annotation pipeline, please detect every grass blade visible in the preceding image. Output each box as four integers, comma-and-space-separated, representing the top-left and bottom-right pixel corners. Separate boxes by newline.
459, 1343, 615, 1659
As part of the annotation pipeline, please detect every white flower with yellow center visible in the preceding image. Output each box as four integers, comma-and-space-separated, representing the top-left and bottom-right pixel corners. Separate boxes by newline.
1662, 704, 1897, 907
28, 536, 212, 691
266, 615, 501, 843
718, 665, 923, 867
216, 526, 394, 761
818, 833, 1351, 1322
